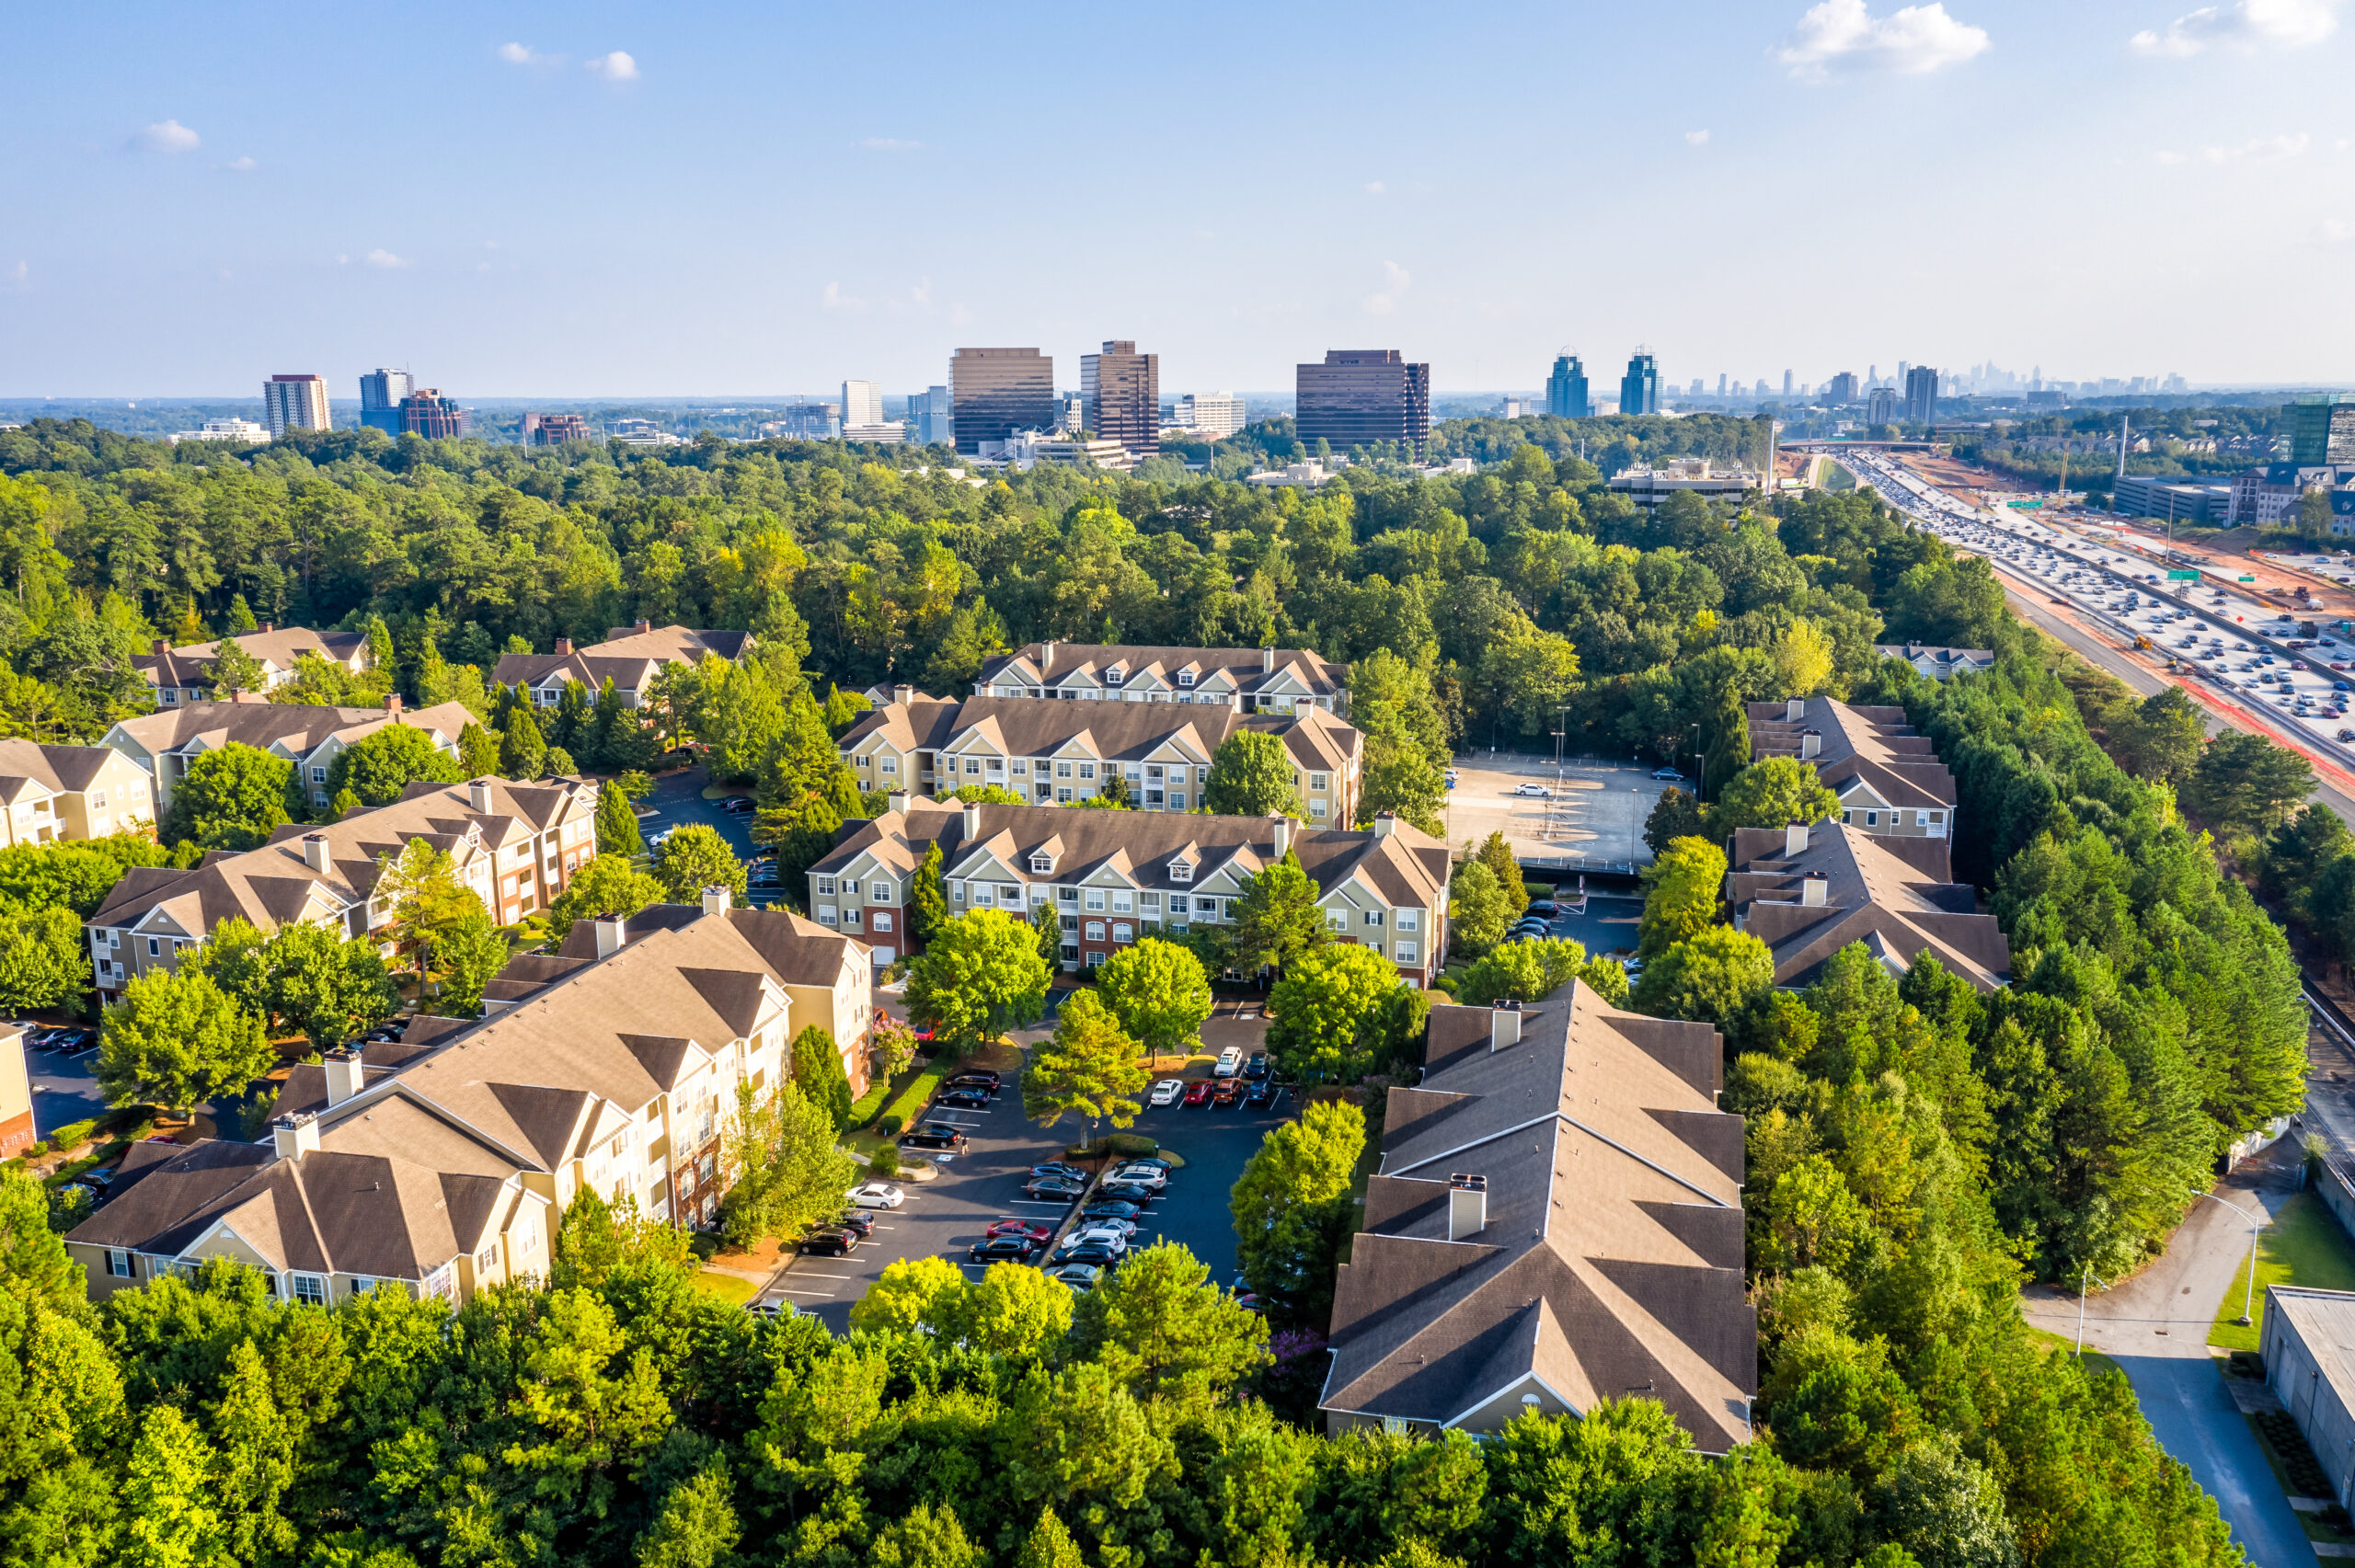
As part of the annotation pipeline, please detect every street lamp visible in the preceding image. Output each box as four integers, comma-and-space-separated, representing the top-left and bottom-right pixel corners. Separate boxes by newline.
2192, 1187, 2266, 1326
2076, 1263, 2108, 1355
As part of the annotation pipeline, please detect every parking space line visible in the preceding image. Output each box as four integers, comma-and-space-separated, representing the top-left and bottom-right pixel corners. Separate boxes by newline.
770, 1287, 840, 1298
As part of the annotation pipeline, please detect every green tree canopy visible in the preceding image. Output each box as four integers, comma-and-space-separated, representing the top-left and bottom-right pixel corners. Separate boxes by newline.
1093, 939, 1212, 1059
907, 910, 1049, 1056
651, 823, 746, 908
327, 725, 465, 809
1021, 990, 1147, 1137
1202, 731, 1305, 818
790, 1024, 855, 1129
1266, 943, 1402, 1084
161, 742, 293, 852
1638, 835, 1726, 958
1705, 756, 1843, 836
1229, 850, 1328, 976
1231, 1100, 1366, 1327
98, 968, 275, 1116
1631, 926, 1775, 1027
544, 855, 666, 938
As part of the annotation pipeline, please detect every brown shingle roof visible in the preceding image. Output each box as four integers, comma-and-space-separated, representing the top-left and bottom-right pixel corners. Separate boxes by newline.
1726, 821, 2010, 990
838, 695, 1361, 776
1743, 695, 1957, 811
976, 641, 1347, 697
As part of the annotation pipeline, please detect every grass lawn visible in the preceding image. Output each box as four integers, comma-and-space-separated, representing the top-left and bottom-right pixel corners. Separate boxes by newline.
2020, 1322, 2122, 1382
2209, 1190, 2355, 1352
690, 1271, 757, 1306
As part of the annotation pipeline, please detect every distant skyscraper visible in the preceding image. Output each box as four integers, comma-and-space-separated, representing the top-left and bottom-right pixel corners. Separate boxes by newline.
522, 413, 592, 445
1082, 340, 1159, 455
906, 385, 952, 447
358, 368, 412, 436
1904, 366, 1938, 424
1868, 363, 1879, 386
949, 349, 1055, 455
1619, 351, 1660, 417
2289, 394, 2355, 464
1296, 349, 1432, 457
841, 380, 884, 428
261, 374, 329, 438
1782, 370, 1794, 396
1867, 387, 1899, 426
1830, 372, 1859, 405
1170, 392, 1246, 440
1545, 351, 1590, 419
399, 388, 464, 440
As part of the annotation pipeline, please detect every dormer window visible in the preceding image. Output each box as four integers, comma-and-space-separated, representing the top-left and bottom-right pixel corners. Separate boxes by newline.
1105, 667, 1124, 685
1178, 671, 1196, 687
1170, 861, 1193, 883
1030, 854, 1055, 874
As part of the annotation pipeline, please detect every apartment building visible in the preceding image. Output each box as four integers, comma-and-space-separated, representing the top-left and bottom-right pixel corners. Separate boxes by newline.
0, 739, 158, 845
85, 774, 600, 999
135, 624, 374, 706
971, 641, 1349, 714
809, 798, 1447, 981
1744, 695, 1957, 841
63, 894, 870, 1305
101, 696, 475, 814
488, 622, 756, 710
1321, 990, 1752, 1451
0, 1024, 31, 1160
838, 693, 1362, 826
1873, 644, 1996, 681
1726, 821, 2008, 990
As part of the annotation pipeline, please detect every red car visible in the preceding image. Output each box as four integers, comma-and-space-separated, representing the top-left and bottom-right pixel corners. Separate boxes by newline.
985, 1219, 1052, 1242
1183, 1080, 1215, 1107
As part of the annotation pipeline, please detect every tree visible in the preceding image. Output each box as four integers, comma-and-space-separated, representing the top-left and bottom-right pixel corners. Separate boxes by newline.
1451, 937, 1593, 1007
547, 680, 591, 751
2187, 729, 2316, 837
327, 724, 465, 809
1231, 1101, 1366, 1327
908, 841, 948, 946
635, 1469, 741, 1568
594, 775, 642, 857
1023, 990, 1148, 1138
1095, 939, 1213, 1059
1705, 756, 1842, 836
1357, 732, 1445, 835
1700, 691, 1751, 800
652, 822, 746, 908
1266, 944, 1402, 1084
1644, 785, 1709, 855
959, 1260, 1076, 1359
252, 921, 398, 1050
456, 720, 500, 778
906, 910, 1049, 1057
849, 1255, 969, 1337
1632, 927, 1775, 1026
545, 854, 666, 937
1069, 1239, 1271, 1402
119, 1404, 227, 1568
0, 1166, 84, 1311
1203, 731, 1305, 818
372, 838, 485, 983
434, 904, 511, 1013
207, 636, 268, 700
791, 1024, 855, 1129
1012, 1508, 1086, 1568
98, 968, 274, 1116
2113, 687, 2207, 784
1230, 852, 1328, 976
1472, 830, 1527, 912
0, 901, 88, 1015
1445, 859, 1512, 960
1772, 619, 1835, 698
583, 677, 627, 771
160, 743, 293, 853
718, 1079, 857, 1246
499, 702, 548, 779
1638, 836, 1726, 959
1093, 771, 1135, 809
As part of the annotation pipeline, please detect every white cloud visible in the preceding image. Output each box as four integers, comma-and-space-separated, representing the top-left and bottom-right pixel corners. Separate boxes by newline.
336, 254, 350, 265
8, 261, 27, 289
364, 248, 408, 269
2155, 149, 2189, 164
1362, 260, 1410, 316
227, 155, 257, 172
1775, 0, 1991, 78
2203, 132, 2310, 161
131, 120, 201, 154
859, 137, 920, 151
498, 41, 540, 64
1365, 180, 1386, 194
585, 52, 639, 81
822, 281, 866, 312
2130, 0, 2338, 55
1685, 129, 1711, 144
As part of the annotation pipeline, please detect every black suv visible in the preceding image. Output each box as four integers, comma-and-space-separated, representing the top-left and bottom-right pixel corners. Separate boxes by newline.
799, 1228, 859, 1256
900, 1123, 969, 1150
1243, 1052, 1269, 1082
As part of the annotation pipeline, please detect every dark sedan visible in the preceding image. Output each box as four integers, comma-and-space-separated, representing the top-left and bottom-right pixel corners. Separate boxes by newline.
968, 1235, 1040, 1264
936, 1089, 992, 1110
1243, 1052, 1269, 1081
900, 1126, 969, 1150
831, 1210, 877, 1237
1081, 1200, 1143, 1223
1057, 1242, 1121, 1267
943, 1074, 999, 1093
1244, 1082, 1276, 1109
1094, 1183, 1157, 1207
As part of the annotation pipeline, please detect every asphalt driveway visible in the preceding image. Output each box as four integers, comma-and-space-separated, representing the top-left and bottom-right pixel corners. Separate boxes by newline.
638, 766, 787, 907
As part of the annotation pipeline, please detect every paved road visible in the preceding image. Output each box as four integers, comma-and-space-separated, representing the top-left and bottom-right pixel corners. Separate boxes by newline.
2021, 1145, 2315, 1568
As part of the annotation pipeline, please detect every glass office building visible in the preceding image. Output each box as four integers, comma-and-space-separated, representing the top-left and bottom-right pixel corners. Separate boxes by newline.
1081, 340, 1159, 456
1546, 353, 1590, 419
950, 348, 1055, 455
1295, 349, 1432, 458
358, 368, 412, 436
1619, 352, 1660, 417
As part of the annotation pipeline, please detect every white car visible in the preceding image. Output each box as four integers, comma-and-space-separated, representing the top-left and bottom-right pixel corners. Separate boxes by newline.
1060, 1227, 1131, 1256
1148, 1079, 1185, 1107
1212, 1047, 1244, 1079
1109, 1164, 1168, 1190
1511, 783, 1552, 798
1071, 1217, 1138, 1240
845, 1182, 905, 1209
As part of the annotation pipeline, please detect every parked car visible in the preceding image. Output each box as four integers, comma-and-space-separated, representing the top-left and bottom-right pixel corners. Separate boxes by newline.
1050, 1264, 1104, 1289
899, 1125, 968, 1150
1183, 1081, 1215, 1107
1523, 899, 1558, 918
1057, 1242, 1121, 1268
1116, 1156, 1176, 1174
1096, 1182, 1157, 1205
1079, 1215, 1139, 1238
800, 1228, 859, 1256
936, 1088, 991, 1110
1212, 1047, 1243, 1078
1212, 1081, 1243, 1108
1025, 1178, 1086, 1201
1149, 1078, 1186, 1106
1029, 1162, 1087, 1181
719, 797, 756, 815
969, 1235, 1040, 1264
831, 1210, 877, 1237
1082, 1199, 1143, 1223
943, 1074, 999, 1094
1649, 766, 1683, 782
1245, 1081, 1277, 1109
986, 1219, 1053, 1242
1243, 1051, 1269, 1081
1511, 783, 1552, 797
1108, 1164, 1167, 1190
952, 1069, 1003, 1088
845, 1182, 905, 1209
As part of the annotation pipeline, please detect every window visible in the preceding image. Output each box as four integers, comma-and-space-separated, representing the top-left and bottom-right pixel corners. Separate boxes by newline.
478, 1243, 499, 1274
1055, 788, 1072, 804
1310, 800, 1328, 819
1111, 890, 1132, 913
1865, 811, 1880, 826
1078, 762, 1096, 780
1178, 671, 1195, 687
1196, 896, 1219, 914
147, 937, 161, 957
1030, 855, 1054, 874
311, 766, 327, 783
1327, 910, 1350, 932
1124, 766, 1143, 782
1029, 886, 1051, 905
291, 1274, 327, 1306
108, 1249, 132, 1278
952, 882, 966, 902
1086, 951, 1105, 969
91, 789, 106, 808
1170, 861, 1193, 882
1105, 667, 1124, 685
843, 910, 862, 928
880, 757, 897, 775
1085, 889, 1106, 911
1169, 792, 1187, 809
817, 876, 836, 895
1112, 922, 1133, 943
818, 906, 839, 925
1012, 761, 1028, 776
1397, 942, 1419, 963
1055, 761, 1073, 779
964, 759, 982, 776
1397, 910, 1419, 932
1310, 773, 1329, 791
871, 881, 892, 901
1085, 921, 1105, 941
871, 912, 893, 932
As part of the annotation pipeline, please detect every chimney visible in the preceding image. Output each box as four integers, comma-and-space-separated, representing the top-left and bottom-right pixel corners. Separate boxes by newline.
1372, 811, 1396, 839
1040, 639, 1056, 670
886, 788, 909, 815
271, 1112, 320, 1161
153, 638, 169, 658
1263, 646, 1275, 672
260, 622, 273, 634
1784, 822, 1809, 858
323, 1047, 363, 1107
469, 779, 494, 813
593, 915, 626, 959
385, 693, 402, 716
701, 885, 731, 918
1271, 816, 1292, 859
892, 683, 914, 705
1447, 1173, 1488, 1241
1799, 729, 1821, 760
1489, 1001, 1522, 1049
1801, 874, 1828, 908
961, 802, 981, 841
554, 637, 574, 656
634, 619, 651, 635
1785, 697, 1803, 722
301, 833, 332, 874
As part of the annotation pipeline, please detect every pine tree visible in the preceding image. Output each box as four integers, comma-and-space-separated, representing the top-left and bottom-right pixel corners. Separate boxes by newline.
209, 637, 269, 700
500, 703, 548, 778
458, 721, 500, 778
548, 680, 590, 750
909, 841, 948, 945
596, 779, 643, 857
585, 677, 626, 771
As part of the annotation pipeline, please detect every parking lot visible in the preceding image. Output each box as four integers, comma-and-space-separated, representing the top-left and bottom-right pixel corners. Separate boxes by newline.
17, 1025, 109, 1130
638, 767, 789, 907
1442, 754, 1669, 872
757, 1050, 1293, 1329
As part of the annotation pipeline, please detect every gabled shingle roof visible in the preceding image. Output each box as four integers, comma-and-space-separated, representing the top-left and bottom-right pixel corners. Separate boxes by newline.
975, 641, 1347, 698
838, 696, 1361, 776
488, 625, 752, 691
1726, 821, 2009, 990
106, 698, 477, 761
1744, 695, 1957, 810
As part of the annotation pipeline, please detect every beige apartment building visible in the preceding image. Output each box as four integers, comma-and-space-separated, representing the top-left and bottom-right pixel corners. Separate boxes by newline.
1744, 695, 1958, 841
102, 695, 476, 814
135, 624, 374, 706
489, 623, 755, 711
0, 739, 159, 846
971, 641, 1349, 714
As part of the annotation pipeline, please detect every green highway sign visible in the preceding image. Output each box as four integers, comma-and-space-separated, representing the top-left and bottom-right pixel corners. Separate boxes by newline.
2166, 569, 2200, 581
2239, 575, 2257, 582
2006, 500, 2044, 509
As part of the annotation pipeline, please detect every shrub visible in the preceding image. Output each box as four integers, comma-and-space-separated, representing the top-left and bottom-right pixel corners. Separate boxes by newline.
1108, 1132, 1158, 1157
47, 1118, 97, 1150
869, 1145, 902, 1179
878, 1113, 905, 1138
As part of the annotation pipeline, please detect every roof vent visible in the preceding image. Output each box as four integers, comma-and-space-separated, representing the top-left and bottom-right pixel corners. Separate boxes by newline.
1447, 1173, 1488, 1240
701, 885, 731, 919
1784, 821, 1809, 858
961, 802, 981, 841
323, 1047, 364, 1107
1490, 1001, 1522, 1050
301, 833, 332, 874
1801, 874, 1828, 908
1263, 646, 1275, 672
593, 915, 626, 959
1270, 815, 1292, 859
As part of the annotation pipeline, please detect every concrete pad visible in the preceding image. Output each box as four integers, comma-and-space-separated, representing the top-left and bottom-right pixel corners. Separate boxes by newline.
1442, 753, 1670, 872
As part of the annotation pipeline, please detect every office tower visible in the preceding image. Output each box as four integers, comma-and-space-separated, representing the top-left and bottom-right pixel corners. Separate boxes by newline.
841, 381, 884, 428
260, 374, 330, 438
1782, 370, 1794, 396
1717, 372, 1729, 397
1904, 366, 1938, 424
1081, 340, 1159, 455
1295, 349, 1433, 458
1545, 352, 1590, 418
1689, 378, 1705, 397
1171, 391, 1246, 440
1830, 372, 1858, 405
398, 388, 464, 439
1754, 379, 1771, 399
906, 385, 953, 447
358, 368, 413, 436
949, 349, 1054, 455
1619, 350, 1660, 417
522, 412, 592, 445
1867, 387, 1899, 426
2289, 394, 2355, 464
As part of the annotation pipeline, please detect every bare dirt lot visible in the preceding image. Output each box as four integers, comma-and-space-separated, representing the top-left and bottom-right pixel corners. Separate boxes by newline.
1442, 753, 1670, 871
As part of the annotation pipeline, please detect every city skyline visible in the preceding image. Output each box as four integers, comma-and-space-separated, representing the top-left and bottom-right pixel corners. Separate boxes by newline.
6, 1, 2354, 396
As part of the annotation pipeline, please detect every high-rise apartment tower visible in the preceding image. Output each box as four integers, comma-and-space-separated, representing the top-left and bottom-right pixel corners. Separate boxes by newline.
261, 374, 330, 438
1903, 366, 1938, 424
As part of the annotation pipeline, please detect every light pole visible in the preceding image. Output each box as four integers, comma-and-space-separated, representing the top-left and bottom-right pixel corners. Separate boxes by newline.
2076, 1263, 2108, 1355
2193, 1187, 2266, 1326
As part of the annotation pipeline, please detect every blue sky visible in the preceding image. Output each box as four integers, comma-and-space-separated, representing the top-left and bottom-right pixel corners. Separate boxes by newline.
5, 0, 2349, 398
